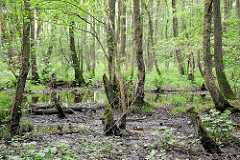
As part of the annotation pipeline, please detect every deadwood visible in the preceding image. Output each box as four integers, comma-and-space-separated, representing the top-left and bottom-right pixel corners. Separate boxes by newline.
187, 107, 222, 154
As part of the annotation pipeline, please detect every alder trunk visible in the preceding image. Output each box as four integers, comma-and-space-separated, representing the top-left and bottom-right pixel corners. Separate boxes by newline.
213, 0, 235, 99
202, 0, 232, 112
107, 0, 116, 84
9, 0, 31, 135
133, 0, 145, 105
69, 21, 84, 86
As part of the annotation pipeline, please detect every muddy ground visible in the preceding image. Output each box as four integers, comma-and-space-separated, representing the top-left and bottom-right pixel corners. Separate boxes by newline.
1, 101, 239, 160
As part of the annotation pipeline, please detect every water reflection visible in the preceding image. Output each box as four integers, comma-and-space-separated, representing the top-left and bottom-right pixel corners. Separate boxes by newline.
148, 92, 211, 106
27, 88, 107, 104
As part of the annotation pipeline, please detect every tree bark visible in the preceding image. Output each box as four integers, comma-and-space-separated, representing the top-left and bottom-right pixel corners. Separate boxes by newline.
107, 0, 116, 84
133, 0, 145, 105
202, 0, 232, 112
213, 0, 235, 99
120, 0, 126, 58
172, 0, 185, 75
69, 21, 85, 86
9, 0, 31, 135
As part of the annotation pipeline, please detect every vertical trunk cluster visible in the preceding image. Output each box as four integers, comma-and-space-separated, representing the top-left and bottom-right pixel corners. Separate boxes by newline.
10, 0, 31, 135
133, 0, 145, 105
145, 2, 161, 75
213, 0, 235, 99
172, 0, 185, 75
69, 21, 84, 86
202, 0, 232, 112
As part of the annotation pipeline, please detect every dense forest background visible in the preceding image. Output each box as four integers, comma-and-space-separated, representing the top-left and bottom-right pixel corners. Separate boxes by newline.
0, 0, 240, 159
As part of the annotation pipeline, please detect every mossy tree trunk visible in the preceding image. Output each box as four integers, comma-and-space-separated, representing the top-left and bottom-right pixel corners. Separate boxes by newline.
9, 0, 31, 135
187, 107, 222, 154
69, 21, 85, 86
133, 0, 145, 105
202, 0, 232, 112
213, 0, 235, 99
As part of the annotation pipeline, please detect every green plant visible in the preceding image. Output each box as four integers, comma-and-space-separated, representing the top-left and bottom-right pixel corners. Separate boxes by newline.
201, 109, 236, 143
159, 128, 178, 151
0, 92, 13, 124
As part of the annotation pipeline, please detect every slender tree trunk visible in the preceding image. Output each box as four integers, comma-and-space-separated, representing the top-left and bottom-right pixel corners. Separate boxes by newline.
9, 0, 31, 135
146, 0, 154, 72
223, 0, 229, 32
145, 2, 161, 75
172, 0, 185, 75
69, 21, 84, 86
236, 0, 240, 36
213, 0, 235, 99
107, 0, 116, 84
91, 18, 96, 75
30, 8, 40, 83
202, 0, 232, 112
120, 0, 126, 58
133, 0, 145, 105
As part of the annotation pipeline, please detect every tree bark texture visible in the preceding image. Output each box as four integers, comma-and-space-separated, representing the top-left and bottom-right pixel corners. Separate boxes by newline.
69, 21, 84, 86
213, 0, 235, 99
107, 0, 116, 84
120, 0, 126, 58
202, 0, 232, 112
9, 0, 31, 135
133, 0, 145, 105
172, 0, 185, 75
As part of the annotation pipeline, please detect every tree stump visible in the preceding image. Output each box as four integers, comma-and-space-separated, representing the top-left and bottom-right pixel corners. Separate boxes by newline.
187, 107, 222, 154
99, 107, 128, 136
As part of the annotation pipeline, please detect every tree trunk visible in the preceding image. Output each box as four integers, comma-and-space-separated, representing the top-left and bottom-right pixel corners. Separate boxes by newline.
172, 0, 185, 75
69, 21, 85, 86
145, 2, 161, 75
236, 0, 240, 36
133, 0, 145, 105
91, 18, 96, 75
213, 0, 235, 99
120, 0, 126, 58
202, 0, 232, 112
107, 0, 116, 84
9, 0, 31, 135
30, 8, 40, 83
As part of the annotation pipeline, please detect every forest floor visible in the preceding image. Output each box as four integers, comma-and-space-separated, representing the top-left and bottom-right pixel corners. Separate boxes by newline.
0, 89, 240, 160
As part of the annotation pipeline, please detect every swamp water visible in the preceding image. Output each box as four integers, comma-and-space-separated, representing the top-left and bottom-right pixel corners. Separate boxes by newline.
26, 88, 211, 134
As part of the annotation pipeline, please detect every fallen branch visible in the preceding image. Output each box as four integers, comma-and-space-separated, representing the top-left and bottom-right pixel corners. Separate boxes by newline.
30, 103, 106, 115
